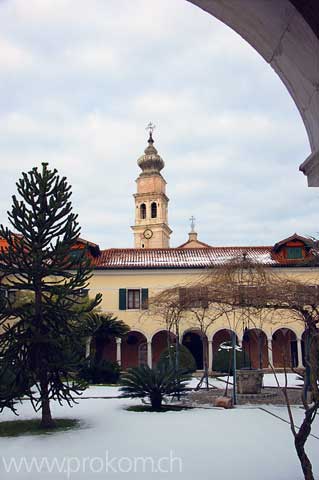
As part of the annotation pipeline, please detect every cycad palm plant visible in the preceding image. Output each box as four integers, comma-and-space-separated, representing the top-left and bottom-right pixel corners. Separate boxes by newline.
120, 364, 191, 410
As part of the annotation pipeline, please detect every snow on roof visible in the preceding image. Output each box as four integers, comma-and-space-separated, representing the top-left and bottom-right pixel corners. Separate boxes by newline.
93, 247, 281, 270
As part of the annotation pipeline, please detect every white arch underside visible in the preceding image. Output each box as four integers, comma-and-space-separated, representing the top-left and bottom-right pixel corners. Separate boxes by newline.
187, 0, 319, 186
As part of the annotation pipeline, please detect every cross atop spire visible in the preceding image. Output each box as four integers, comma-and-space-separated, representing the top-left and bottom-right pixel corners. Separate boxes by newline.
190, 216, 196, 232
146, 122, 156, 144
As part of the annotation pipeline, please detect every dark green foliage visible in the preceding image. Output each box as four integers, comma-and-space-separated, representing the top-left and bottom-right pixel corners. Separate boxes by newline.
0, 163, 102, 427
212, 349, 250, 374
79, 359, 121, 385
158, 344, 197, 373
85, 313, 129, 363
126, 404, 193, 413
76, 313, 128, 384
120, 364, 191, 410
0, 360, 28, 414
0, 418, 80, 438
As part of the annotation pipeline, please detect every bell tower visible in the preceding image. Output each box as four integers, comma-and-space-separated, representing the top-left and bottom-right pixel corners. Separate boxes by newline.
131, 124, 172, 249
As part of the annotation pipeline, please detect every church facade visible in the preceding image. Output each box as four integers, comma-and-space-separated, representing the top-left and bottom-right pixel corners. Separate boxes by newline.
78, 131, 319, 372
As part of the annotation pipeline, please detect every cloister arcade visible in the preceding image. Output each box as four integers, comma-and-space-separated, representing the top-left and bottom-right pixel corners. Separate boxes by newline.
90, 325, 306, 372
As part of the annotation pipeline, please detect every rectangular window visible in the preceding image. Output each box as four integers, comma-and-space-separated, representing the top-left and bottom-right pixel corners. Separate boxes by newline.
0, 289, 18, 304
119, 288, 149, 310
179, 287, 208, 309
287, 247, 303, 259
298, 285, 319, 304
70, 288, 89, 300
78, 288, 89, 297
7, 290, 17, 303
127, 289, 141, 309
69, 249, 84, 264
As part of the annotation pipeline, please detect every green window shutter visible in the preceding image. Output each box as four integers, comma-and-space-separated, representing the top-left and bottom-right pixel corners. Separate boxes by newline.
287, 247, 302, 259
119, 288, 127, 310
141, 288, 149, 309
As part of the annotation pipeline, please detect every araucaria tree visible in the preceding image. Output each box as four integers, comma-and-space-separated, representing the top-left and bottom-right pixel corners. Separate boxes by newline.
0, 163, 101, 428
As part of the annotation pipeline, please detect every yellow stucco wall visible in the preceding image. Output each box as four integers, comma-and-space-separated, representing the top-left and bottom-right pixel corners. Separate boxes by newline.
89, 267, 319, 341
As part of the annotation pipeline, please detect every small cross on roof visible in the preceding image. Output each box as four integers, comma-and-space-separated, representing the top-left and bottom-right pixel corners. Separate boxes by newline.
190, 216, 196, 232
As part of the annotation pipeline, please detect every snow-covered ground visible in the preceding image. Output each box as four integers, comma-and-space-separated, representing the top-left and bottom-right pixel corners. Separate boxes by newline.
262, 373, 303, 388
0, 393, 318, 480
77, 385, 123, 398
186, 372, 302, 390
79, 373, 302, 398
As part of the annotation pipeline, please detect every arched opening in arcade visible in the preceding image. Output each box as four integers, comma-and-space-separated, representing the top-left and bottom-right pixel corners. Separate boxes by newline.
272, 328, 298, 368
152, 330, 176, 367
121, 331, 148, 369
93, 335, 117, 364
182, 330, 206, 370
212, 329, 239, 372
242, 328, 269, 369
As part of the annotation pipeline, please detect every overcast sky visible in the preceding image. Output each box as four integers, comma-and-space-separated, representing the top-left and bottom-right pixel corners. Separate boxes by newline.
0, 0, 317, 249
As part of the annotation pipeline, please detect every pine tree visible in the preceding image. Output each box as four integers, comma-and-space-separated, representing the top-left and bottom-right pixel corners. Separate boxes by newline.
0, 163, 102, 428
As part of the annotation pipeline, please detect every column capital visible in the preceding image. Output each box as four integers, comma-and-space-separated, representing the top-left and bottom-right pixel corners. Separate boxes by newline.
116, 337, 122, 344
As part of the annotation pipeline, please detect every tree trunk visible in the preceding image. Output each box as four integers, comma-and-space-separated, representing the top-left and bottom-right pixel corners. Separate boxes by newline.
150, 393, 162, 410
175, 324, 180, 401
294, 409, 315, 480
202, 338, 209, 390
295, 437, 314, 480
40, 375, 55, 429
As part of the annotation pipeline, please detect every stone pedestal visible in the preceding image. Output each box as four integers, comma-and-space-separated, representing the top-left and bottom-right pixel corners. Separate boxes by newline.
236, 370, 264, 394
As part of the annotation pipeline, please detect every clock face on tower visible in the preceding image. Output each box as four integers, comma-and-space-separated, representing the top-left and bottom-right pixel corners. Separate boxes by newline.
143, 229, 153, 239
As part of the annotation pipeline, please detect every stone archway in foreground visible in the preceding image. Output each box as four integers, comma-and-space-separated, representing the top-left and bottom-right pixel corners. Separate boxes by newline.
187, 0, 319, 186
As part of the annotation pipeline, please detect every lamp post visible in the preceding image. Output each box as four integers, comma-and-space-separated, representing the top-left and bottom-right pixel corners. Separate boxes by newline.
219, 337, 241, 406
232, 331, 237, 405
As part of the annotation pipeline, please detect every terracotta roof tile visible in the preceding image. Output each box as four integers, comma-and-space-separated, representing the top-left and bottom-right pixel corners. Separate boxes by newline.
93, 247, 281, 270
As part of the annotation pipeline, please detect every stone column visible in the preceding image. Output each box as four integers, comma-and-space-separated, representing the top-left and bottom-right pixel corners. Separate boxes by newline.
85, 336, 92, 359
208, 340, 213, 372
297, 338, 303, 368
267, 337, 273, 367
147, 341, 152, 368
116, 337, 122, 366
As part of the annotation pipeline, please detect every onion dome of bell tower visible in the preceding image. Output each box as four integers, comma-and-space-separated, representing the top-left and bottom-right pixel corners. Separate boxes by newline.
137, 129, 165, 174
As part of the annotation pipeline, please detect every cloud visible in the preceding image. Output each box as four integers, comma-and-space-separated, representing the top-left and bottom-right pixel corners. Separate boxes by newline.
0, 37, 34, 71
0, 0, 314, 250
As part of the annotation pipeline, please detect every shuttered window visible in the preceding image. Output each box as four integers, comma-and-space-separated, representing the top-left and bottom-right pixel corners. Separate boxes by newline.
287, 247, 302, 259
119, 288, 149, 310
